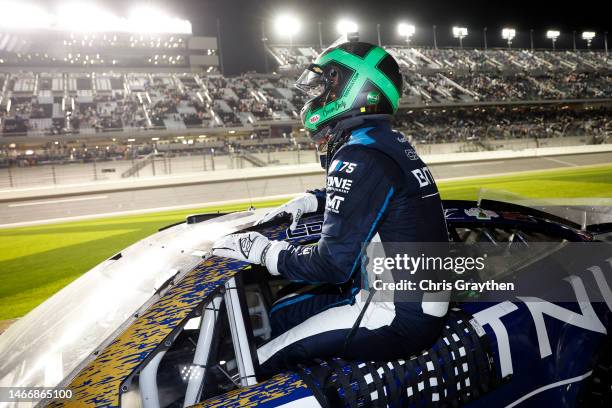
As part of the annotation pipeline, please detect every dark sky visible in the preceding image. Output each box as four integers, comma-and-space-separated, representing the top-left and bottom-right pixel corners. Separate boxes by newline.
64, 0, 612, 74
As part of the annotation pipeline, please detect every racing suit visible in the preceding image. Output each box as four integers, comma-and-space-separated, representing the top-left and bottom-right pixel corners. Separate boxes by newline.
258, 116, 449, 372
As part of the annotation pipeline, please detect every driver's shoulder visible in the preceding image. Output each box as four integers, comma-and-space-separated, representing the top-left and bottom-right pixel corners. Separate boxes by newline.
333, 139, 402, 178
330, 144, 391, 175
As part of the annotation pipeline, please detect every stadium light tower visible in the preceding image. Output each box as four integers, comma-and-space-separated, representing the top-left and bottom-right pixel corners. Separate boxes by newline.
582, 31, 596, 48
546, 30, 560, 50
398, 23, 416, 45
483, 27, 488, 50
274, 13, 301, 47
452, 26, 468, 48
336, 19, 359, 37
502, 28, 516, 49
432, 25, 438, 49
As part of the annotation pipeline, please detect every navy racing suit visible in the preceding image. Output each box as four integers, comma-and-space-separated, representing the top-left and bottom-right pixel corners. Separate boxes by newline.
258, 117, 449, 372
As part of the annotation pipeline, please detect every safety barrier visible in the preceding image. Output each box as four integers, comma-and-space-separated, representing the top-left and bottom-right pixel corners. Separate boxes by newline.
1, 143, 610, 202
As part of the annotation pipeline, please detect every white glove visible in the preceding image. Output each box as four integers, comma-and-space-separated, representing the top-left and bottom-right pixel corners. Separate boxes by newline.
255, 193, 319, 230
211, 232, 288, 275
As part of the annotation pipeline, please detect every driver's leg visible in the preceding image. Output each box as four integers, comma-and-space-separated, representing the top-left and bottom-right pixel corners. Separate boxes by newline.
269, 284, 358, 336
258, 293, 403, 374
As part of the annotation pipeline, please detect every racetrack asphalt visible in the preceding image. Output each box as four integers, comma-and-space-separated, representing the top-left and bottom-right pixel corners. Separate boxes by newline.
1, 152, 611, 227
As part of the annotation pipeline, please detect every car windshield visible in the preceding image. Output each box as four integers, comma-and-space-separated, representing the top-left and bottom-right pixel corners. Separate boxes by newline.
0, 211, 261, 404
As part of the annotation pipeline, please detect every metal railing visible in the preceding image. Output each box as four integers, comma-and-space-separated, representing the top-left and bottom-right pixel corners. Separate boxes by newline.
0, 146, 321, 190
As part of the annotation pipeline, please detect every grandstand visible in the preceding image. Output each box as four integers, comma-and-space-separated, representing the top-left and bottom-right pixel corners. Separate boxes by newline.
0, 72, 303, 137
1, 50, 610, 139
1, 47, 610, 139
270, 45, 611, 103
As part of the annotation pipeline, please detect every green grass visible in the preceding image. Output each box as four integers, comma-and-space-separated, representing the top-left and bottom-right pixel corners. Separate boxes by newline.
1, 164, 611, 320
437, 164, 612, 200
0, 199, 288, 319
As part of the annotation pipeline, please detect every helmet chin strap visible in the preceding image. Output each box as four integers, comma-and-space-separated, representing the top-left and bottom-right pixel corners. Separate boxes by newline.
310, 125, 332, 170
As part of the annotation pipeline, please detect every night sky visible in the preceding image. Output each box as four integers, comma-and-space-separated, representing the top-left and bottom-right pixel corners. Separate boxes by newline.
66, 0, 612, 74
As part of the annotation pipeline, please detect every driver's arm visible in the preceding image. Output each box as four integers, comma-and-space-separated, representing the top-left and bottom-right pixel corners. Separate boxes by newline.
266, 146, 400, 284
306, 188, 326, 212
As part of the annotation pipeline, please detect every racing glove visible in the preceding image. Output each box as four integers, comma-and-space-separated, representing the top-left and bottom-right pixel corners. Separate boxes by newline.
255, 193, 319, 230
212, 232, 288, 275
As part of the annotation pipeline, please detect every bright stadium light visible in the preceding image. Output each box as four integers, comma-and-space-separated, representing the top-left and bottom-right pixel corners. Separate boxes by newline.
128, 6, 192, 34
546, 30, 560, 50
336, 19, 358, 36
452, 26, 468, 48
582, 31, 596, 48
0, 2, 53, 30
57, 3, 123, 32
274, 13, 301, 46
502, 28, 516, 48
398, 23, 416, 44
0, 2, 192, 34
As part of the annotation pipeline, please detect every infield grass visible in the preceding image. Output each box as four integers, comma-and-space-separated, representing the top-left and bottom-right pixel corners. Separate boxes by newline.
1, 163, 611, 320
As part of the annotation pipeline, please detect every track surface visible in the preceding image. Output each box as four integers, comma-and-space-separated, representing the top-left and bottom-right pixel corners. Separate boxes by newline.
1, 152, 611, 226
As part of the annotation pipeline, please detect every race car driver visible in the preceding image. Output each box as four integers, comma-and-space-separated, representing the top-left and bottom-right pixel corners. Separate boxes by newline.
212, 40, 449, 372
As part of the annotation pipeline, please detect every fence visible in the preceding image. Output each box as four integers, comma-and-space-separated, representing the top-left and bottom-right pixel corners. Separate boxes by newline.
0, 134, 607, 190
0, 147, 320, 190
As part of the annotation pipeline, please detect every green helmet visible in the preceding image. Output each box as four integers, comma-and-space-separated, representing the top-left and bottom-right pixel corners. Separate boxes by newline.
295, 41, 403, 143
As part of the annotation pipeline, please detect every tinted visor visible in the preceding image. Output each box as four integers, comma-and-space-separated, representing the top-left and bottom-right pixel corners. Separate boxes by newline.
295, 64, 327, 99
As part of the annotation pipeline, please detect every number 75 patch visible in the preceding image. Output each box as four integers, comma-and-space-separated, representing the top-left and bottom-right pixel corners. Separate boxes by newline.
329, 159, 357, 174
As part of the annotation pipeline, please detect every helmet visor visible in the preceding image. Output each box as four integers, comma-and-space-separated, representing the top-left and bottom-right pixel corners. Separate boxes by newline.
295, 64, 327, 99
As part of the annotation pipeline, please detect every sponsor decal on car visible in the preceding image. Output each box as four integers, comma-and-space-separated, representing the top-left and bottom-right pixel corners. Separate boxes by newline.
309, 114, 320, 124
500, 211, 537, 222
444, 208, 462, 220
465, 207, 500, 220
473, 260, 612, 378
286, 221, 323, 239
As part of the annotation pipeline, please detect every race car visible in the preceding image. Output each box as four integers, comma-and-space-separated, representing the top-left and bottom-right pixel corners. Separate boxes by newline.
0, 198, 610, 408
